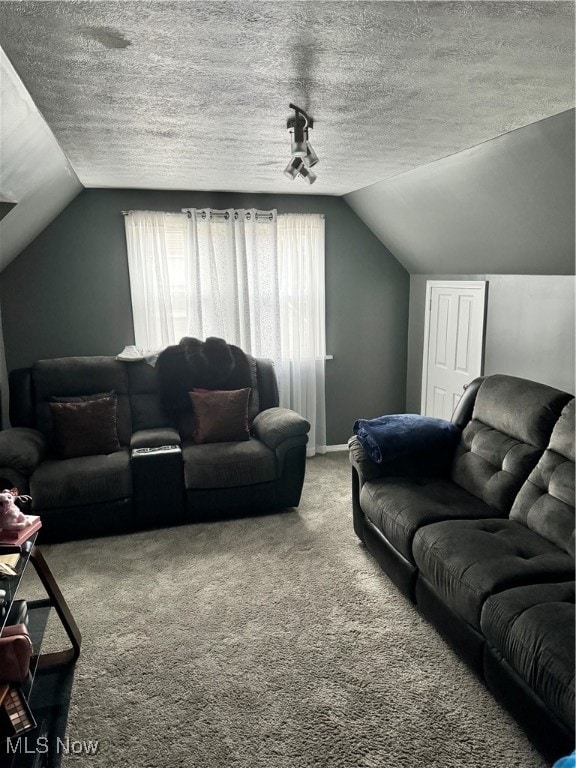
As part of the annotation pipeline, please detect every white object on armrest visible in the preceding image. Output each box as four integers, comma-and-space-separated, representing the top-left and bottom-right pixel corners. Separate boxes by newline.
116, 346, 161, 366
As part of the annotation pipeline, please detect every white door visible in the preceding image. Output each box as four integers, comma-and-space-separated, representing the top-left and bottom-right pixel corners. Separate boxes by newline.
421, 281, 487, 419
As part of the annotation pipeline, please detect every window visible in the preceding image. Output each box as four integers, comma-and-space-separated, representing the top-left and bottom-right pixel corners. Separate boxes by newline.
125, 208, 326, 454
163, 215, 188, 343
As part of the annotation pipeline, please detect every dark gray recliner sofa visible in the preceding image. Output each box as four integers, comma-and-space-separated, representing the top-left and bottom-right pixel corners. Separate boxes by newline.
0, 354, 310, 540
349, 374, 575, 763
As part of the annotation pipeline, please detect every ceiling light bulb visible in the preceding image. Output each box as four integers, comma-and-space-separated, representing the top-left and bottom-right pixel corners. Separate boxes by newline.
284, 156, 304, 180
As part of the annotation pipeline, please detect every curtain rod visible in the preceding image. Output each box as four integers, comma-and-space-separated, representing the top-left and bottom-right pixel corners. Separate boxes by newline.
186, 209, 275, 222
121, 209, 275, 220
121, 210, 325, 220
121, 210, 185, 216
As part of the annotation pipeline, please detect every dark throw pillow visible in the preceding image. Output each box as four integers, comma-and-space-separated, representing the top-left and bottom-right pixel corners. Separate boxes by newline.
188, 388, 251, 444
49, 396, 121, 459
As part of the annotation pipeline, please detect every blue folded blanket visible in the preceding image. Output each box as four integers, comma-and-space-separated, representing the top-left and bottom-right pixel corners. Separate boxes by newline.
552, 751, 576, 768
353, 413, 460, 464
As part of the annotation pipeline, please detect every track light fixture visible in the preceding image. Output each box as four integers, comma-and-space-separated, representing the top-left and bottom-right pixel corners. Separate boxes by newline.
284, 103, 319, 184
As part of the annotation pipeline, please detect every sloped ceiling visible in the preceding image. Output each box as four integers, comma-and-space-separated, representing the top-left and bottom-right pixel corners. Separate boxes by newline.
0, 1, 573, 198
345, 109, 575, 275
0, 49, 82, 271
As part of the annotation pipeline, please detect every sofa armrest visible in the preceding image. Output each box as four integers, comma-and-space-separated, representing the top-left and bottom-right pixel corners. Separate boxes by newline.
0, 428, 47, 476
349, 434, 458, 486
348, 435, 389, 483
252, 407, 310, 450
130, 428, 181, 450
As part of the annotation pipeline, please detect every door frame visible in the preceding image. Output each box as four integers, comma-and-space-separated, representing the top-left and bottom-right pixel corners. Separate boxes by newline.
420, 280, 488, 415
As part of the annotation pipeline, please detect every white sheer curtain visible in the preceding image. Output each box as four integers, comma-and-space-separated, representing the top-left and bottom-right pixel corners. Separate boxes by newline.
125, 208, 326, 455
277, 214, 326, 455
183, 209, 281, 361
124, 210, 183, 350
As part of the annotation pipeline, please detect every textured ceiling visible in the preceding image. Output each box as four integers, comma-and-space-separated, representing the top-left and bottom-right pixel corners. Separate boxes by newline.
0, 1, 573, 196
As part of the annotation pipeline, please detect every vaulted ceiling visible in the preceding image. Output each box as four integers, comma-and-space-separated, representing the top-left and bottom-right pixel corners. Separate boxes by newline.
0, 0, 573, 197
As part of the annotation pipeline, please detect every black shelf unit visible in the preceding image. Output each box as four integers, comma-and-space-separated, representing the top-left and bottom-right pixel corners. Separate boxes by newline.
0, 536, 80, 768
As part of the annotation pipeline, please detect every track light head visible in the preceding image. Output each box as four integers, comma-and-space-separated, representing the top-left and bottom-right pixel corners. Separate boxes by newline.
298, 164, 317, 185
302, 141, 319, 168
284, 156, 304, 180
287, 114, 308, 157
291, 136, 307, 158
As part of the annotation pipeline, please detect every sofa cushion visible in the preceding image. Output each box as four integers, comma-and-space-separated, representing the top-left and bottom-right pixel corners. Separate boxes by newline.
130, 428, 181, 449
247, 356, 260, 422
510, 399, 575, 556
129, 393, 169, 432
182, 439, 275, 489
33, 357, 132, 446
253, 358, 278, 411
413, 518, 575, 630
188, 388, 251, 444
252, 407, 311, 450
359, 477, 501, 562
451, 376, 571, 514
49, 396, 121, 459
30, 450, 132, 509
125, 361, 171, 431
468, 375, 572, 449
451, 421, 543, 512
481, 581, 575, 727
0, 428, 46, 476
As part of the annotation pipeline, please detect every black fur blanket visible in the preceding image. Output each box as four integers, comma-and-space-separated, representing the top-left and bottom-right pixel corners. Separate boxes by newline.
156, 337, 252, 414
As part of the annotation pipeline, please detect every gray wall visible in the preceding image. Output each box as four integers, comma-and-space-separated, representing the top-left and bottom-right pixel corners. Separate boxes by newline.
0, 49, 82, 271
407, 274, 575, 412
0, 189, 409, 444
345, 110, 575, 276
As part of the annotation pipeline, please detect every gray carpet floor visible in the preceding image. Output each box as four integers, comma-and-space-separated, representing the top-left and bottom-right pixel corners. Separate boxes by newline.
30, 452, 546, 768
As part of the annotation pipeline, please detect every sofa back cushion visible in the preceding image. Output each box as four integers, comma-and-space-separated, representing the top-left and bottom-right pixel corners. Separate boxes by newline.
510, 398, 575, 556
254, 359, 279, 413
125, 356, 273, 432
125, 360, 171, 432
451, 375, 572, 513
33, 357, 132, 447
8, 368, 35, 428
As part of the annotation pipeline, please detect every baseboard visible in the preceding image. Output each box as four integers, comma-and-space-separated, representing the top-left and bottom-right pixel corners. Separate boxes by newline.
308, 444, 349, 456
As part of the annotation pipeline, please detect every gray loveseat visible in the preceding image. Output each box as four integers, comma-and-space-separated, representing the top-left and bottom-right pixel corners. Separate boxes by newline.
1, 353, 310, 540
349, 374, 574, 763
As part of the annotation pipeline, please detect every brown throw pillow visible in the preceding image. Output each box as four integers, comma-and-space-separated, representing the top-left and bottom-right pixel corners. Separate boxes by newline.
50, 391, 115, 404
49, 396, 121, 459
188, 388, 251, 444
